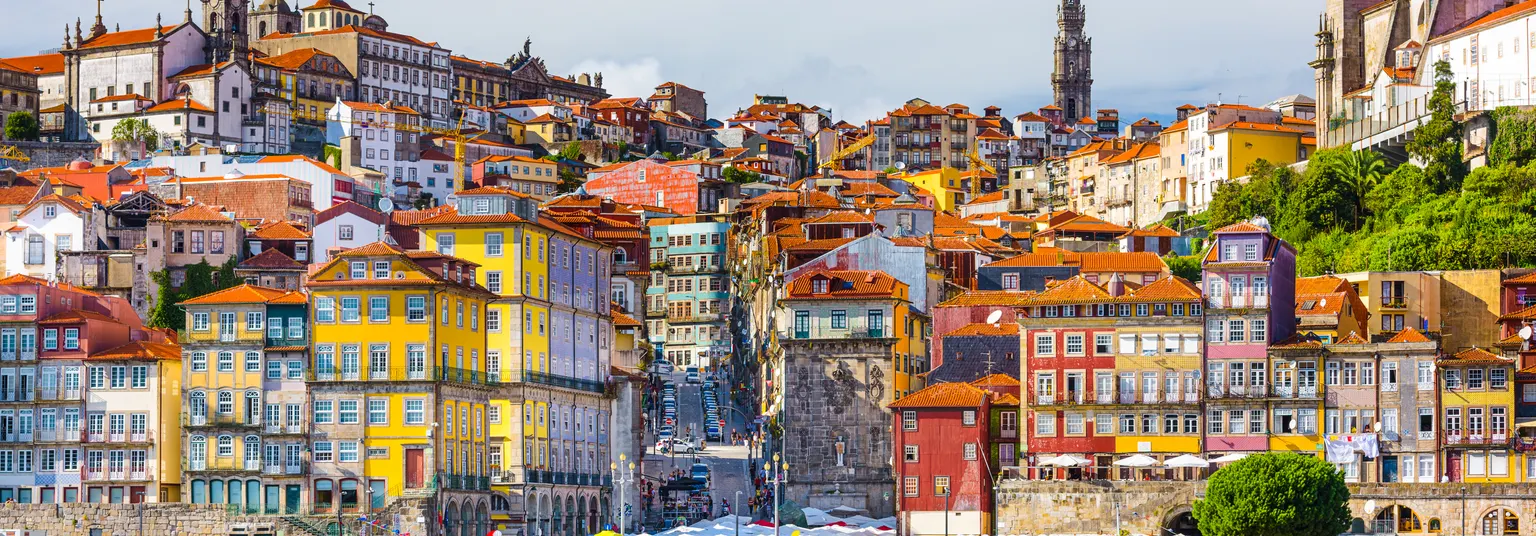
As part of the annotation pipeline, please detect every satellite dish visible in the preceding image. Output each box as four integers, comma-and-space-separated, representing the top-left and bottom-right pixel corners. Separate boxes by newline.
894, 161, 906, 171
1520, 326, 1533, 341
986, 310, 1004, 325
1319, 298, 1328, 310
378, 198, 395, 213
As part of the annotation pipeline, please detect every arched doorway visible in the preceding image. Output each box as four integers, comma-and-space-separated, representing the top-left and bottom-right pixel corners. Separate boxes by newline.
588, 495, 598, 533
479, 501, 491, 536
444, 500, 458, 536
542, 494, 553, 536
1375, 506, 1422, 533
1162, 509, 1201, 536
577, 496, 588, 535
565, 496, 575, 536
552, 496, 564, 536
1480, 508, 1519, 535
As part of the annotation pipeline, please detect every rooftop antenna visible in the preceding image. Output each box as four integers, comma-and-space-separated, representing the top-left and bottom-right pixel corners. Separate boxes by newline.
1236, 94, 1248, 104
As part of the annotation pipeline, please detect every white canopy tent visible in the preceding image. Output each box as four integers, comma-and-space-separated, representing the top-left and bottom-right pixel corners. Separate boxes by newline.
1112, 454, 1158, 467
1164, 454, 1211, 468
1039, 454, 1092, 467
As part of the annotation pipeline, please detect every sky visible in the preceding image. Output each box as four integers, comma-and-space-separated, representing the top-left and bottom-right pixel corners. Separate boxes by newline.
1, 0, 1320, 126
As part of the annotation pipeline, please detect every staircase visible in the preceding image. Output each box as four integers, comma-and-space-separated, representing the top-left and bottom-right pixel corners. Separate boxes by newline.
279, 515, 330, 536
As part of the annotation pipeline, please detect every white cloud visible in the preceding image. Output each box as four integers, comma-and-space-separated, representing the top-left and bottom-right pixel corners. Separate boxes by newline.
565, 57, 665, 102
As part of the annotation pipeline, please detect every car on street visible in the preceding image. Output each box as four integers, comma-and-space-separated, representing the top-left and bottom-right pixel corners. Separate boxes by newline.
690, 463, 711, 483
654, 360, 674, 373
706, 424, 722, 441
662, 437, 704, 453
686, 370, 701, 384
658, 426, 675, 441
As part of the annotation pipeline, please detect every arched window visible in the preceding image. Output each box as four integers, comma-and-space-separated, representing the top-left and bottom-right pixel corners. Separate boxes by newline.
189, 435, 207, 471
243, 435, 261, 468
1481, 509, 1519, 535
245, 390, 261, 424
258, 21, 266, 37
1429, 518, 1443, 532
217, 434, 234, 457
218, 391, 234, 414
189, 391, 207, 418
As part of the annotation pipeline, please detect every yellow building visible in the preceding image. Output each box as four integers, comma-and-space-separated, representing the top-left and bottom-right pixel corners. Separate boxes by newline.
416, 187, 618, 535
179, 284, 308, 510
306, 242, 496, 527
1437, 348, 1520, 483
898, 167, 966, 213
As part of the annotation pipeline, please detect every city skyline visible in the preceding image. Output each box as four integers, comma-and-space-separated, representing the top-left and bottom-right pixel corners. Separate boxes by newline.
0, 0, 1320, 124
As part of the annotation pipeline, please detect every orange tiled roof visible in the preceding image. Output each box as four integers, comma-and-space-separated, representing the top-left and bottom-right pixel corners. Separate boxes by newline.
986, 249, 1167, 273
249, 220, 310, 240
239, 248, 306, 270
39, 310, 120, 325
1213, 221, 1268, 234
78, 26, 179, 49
785, 269, 903, 300
936, 290, 1036, 308
1440, 347, 1510, 365
146, 96, 214, 114
944, 323, 1020, 337
1125, 276, 1201, 301
805, 211, 873, 225
162, 204, 231, 222
1386, 327, 1433, 343
970, 373, 1020, 387
88, 340, 181, 361
611, 307, 641, 327
1271, 334, 1325, 349
1296, 275, 1350, 295
1435, 0, 1536, 41
181, 284, 303, 305
889, 382, 988, 409
1022, 275, 1113, 305
0, 53, 64, 75
1297, 292, 1349, 317
1504, 271, 1536, 285
1214, 122, 1307, 134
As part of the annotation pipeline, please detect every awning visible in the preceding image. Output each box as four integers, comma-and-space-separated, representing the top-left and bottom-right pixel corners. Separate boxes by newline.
1112, 454, 1158, 467
1164, 454, 1211, 468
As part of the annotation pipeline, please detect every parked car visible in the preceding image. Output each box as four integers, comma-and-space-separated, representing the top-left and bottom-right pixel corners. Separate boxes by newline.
706, 424, 723, 441
654, 360, 674, 373
686, 370, 701, 384
690, 463, 711, 483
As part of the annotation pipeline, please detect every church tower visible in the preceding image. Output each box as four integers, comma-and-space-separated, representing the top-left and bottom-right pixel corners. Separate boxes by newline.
1051, 0, 1093, 123
201, 0, 251, 63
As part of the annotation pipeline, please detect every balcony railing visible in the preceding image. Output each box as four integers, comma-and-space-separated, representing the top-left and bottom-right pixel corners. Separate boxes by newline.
183, 414, 260, 428
501, 370, 607, 394
1381, 296, 1407, 309
1096, 392, 1114, 404
1118, 393, 1135, 404
1444, 432, 1509, 446
130, 470, 147, 480
36, 429, 82, 442
1142, 392, 1160, 404
310, 366, 433, 382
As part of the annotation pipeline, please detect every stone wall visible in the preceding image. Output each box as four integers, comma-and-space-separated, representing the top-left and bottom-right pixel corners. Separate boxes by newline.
0, 499, 435, 536
781, 339, 897, 518
1, 141, 102, 169
992, 480, 1536, 536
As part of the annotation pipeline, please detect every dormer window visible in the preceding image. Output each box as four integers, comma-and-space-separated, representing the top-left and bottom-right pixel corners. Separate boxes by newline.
812, 279, 829, 294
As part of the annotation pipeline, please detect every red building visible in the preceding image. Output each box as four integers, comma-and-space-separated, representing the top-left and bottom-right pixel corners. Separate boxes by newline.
581, 158, 729, 215
1021, 277, 1120, 475
890, 380, 1005, 536
590, 97, 652, 146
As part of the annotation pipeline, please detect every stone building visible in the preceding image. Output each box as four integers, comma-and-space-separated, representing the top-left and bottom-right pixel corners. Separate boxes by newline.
0, 60, 41, 139
1051, 0, 1093, 122
248, 0, 302, 40
648, 81, 706, 121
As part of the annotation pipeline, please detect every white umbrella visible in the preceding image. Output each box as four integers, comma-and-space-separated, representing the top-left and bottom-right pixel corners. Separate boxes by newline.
1039, 454, 1091, 467
1112, 454, 1158, 467
1164, 454, 1211, 468
1210, 452, 1249, 463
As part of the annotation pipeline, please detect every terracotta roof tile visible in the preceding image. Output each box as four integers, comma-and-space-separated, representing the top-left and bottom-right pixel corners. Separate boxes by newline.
806, 211, 874, 225
145, 95, 214, 113
1213, 221, 1268, 234
315, 200, 388, 226
1023, 275, 1114, 305
0, 53, 64, 75
1440, 347, 1511, 365
238, 248, 306, 270
249, 220, 310, 240
944, 323, 1020, 337
1271, 334, 1326, 349
1335, 332, 1370, 344
936, 290, 1036, 308
785, 269, 903, 300
970, 373, 1021, 387
88, 341, 181, 361
1386, 327, 1433, 343
1296, 275, 1350, 295
1504, 272, 1536, 285
611, 307, 641, 327
39, 310, 120, 325
785, 237, 857, 252
181, 284, 303, 305
161, 203, 232, 223
78, 25, 179, 49
889, 382, 989, 409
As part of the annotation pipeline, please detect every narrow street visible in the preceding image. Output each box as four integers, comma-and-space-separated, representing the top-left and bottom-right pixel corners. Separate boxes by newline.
643, 371, 757, 529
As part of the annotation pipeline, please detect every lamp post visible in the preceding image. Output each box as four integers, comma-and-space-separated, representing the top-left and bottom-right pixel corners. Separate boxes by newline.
135, 490, 146, 536
733, 490, 742, 536
612, 455, 636, 535
941, 484, 951, 536
763, 454, 787, 536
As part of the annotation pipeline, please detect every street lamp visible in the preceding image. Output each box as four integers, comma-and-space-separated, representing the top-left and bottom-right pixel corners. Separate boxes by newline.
611, 454, 636, 535
764, 454, 788, 536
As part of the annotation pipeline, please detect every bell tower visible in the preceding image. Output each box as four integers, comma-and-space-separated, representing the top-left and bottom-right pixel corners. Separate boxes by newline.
201, 0, 250, 63
1051, 0, 1093, 123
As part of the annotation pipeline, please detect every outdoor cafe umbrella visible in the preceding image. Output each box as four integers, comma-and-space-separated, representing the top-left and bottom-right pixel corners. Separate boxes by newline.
1163, 454, 1211, 468
1111, 454, 1158, 467
1209, 452, 1249, 463
1039, 454, 1091, 467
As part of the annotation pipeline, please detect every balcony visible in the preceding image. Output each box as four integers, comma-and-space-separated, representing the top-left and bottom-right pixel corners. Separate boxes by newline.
36, 429, 82, 442
1184, 392, 1199, 403
311, 366, 432, 382
666, 264, 720, 275
1381, 296, 1407, 309
1444, 432, 1509, 446
500, 370, 607, 394
786, 321, 892, 342
130, 470, 147, 480
183, 413, 261, 428
1142, 392, 1160, 404
1096, 392, 1114, 404
668, 312, 726, 324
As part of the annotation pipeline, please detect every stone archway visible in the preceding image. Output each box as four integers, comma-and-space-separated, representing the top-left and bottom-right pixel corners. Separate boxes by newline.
1478, 507, 1519, 535
444, 500, 459, 536
1161, 508, 1201, 536
479, 501, 491, 536
564, 496, 576, 536
577, 496, 588, 535
552, 495, 564, 536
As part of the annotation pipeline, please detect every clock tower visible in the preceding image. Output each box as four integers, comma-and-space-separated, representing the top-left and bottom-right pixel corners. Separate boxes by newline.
1051, 0, 1093, 123
202, 0, 250, 63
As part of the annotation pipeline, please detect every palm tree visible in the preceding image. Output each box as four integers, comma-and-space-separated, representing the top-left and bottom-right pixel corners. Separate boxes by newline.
1339, 150, 1385, 229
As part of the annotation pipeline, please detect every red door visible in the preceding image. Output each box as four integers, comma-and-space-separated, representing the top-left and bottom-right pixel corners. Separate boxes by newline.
1447, 452, 1462, 482
405, 448, 425, 488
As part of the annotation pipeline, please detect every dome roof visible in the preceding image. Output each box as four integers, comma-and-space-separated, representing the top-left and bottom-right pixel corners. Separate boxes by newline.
67, 157, 93, 171
259, 0, 294, 13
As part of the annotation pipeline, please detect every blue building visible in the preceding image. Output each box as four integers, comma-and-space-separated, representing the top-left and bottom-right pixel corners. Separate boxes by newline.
647, 215, 731, 368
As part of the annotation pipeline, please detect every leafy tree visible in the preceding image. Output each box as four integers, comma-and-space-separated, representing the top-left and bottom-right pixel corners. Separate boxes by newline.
614, 141, 630, 160
555, 171, 584, 194
146, 270, 181, 331
1164, 255, 1202, 282
145, 258, 243, 332
1204, 181, 1248, 230
1488, 107, 1536, 167
1337, 150, 1387, 229
722, 166, 763, 184
4, 111, 39, 141
1193, 453, 1351, 536
882, 166, 900, 175
556, 141, 584, 162
111, 118, 161, 159
1404, 60, 1464, 191
660, 151, 678, 161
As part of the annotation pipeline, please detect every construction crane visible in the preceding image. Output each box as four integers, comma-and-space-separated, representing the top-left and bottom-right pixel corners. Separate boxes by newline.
269, 103, 483, 192
0, 144, 29, 164
964, 146, 997, 201
817, 134, 875, 172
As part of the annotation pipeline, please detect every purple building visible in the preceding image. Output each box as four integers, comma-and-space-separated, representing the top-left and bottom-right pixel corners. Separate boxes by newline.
1201, 221, 1298, 453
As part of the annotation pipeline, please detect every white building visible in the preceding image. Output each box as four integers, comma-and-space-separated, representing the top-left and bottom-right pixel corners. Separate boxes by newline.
326, 99, 427, 186
137, 153, 358, 210
63, 21, 210, 143
312, 200, 389, 263
4, 195, 97, 280
1428, 3, 1536, 112
495, 98, 572, 124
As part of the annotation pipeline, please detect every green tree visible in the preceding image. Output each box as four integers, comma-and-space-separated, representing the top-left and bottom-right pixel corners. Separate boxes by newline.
1193, 453, 1351, 536
882, 166, 900, 175
146, 270, 182, 331
1338, 150, 1386, 229
4, 111, 39, 141
1487, 106, 1536, 167
1404, 60, 1464, 191
722, 166, 763, 184
556, 141, 584, 162
555, 171, 584, 194
111, 118, 161, 159
414, 192, 436, 209
145, 258, 243, 332
1204, 181, 1249, 230
660, 151, 678, 161
1164, 255, 1201, 282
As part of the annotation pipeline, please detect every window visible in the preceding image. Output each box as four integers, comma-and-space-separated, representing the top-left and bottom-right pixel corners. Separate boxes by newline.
373, 261, 390, 280
1228, 319, 1244, 342
1065, 334, 1084, 355
217, 352, 234, 372
244, 351, 261, 372
316, 297, 335, 322
902, 411, 917, 431
1035, 412, 1055, 436
313, 400, 334, 424
369, 296, 388, 322
963, 443, 977, 460
192, 313, 210, 332
313, 442, 333, 462
903, 477, 918, 497
903, 445, 919, 462
934, 476, 950, 496
407, 296, 426, 322
486, 232, 503, 256
1250, 319, 1266, 342
962, 410, 976, 426
341, 297, 360, 322
1034, 334, 1054, 356
1095, 334, 1112, 354
405, 400, 424, 424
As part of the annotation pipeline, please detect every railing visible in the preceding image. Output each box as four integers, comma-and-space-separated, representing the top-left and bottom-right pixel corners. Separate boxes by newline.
501, 370, 607, 394
1418, 431, 1435, 441
265, 464, 284, 475
84, 470, 105, 480
311, 366, 432, 382
1142, 392, 1159, 404
666, 264, 720, 275
1118, 393, 1135, 404
1096, 392, 1114, 404
287, 462, 304, 474
668, 313, 727, 324
130, 470, 147, 480
1381, 296, 1407, 308
1325, 96, 1463, 150
109, 470, 126, 480
1382, 383, 1399, 392
37, 429, 82, 442
1444, 432, 1509, 446
1417, 381, 1434, 391
1036, 395, 1054, 405
130, 430, 149, 442
182, 414, 259, 427
1184, 392, 1199, 403
109, 432, 125, 442
87, 432, 104, 442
